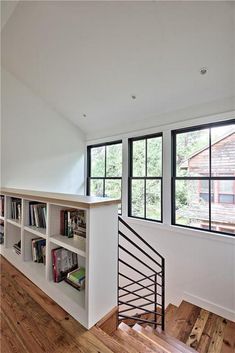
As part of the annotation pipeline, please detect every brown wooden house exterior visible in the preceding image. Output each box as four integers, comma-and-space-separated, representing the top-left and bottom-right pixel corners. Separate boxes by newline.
180, 131, 235, 234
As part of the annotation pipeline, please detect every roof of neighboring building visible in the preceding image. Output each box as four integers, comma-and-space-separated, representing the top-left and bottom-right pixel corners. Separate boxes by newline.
180, 130, 235, 169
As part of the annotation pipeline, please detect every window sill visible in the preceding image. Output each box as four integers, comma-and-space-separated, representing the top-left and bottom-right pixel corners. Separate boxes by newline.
123, 216, 235, 245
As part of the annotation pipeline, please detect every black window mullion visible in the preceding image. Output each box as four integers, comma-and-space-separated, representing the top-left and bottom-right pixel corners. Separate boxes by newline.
145, 138, 147, 218
144, 178, 147, 219
209, 128, 212, 231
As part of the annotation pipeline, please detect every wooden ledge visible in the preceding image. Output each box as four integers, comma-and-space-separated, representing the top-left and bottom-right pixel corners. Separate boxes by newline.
0, 187, 120, 209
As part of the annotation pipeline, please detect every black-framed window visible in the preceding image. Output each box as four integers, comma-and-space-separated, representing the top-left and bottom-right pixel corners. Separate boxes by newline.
87, 141, 122, 212
172, 119, 235, 236
128, 133, 162, 222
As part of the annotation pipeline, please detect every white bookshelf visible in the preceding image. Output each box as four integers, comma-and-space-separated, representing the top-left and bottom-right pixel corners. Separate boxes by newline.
0, 188, 119, 329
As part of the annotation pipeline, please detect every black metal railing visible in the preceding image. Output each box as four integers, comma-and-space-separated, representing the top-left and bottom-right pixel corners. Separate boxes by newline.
118, 217, 165, 330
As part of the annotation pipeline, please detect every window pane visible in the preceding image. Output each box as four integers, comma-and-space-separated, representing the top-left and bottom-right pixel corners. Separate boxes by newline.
211, 180, 235, 235
219, 180, 234, 193
147, 137, 162, 177
106, 143, 122, 177
105, 179, 121, 199
132, 140, 145, 177
146, 180, 161, 221
176, 129, 209, 176
131, 179, 145, 218
90, 179, 103, 197
91, 146, 105, 177
105, 179, 122, 213
175, 180, 209, 229
211, 124, 235, 176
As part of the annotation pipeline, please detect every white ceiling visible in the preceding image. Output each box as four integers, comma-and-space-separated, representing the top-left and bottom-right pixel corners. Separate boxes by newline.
1, 1, 235, 139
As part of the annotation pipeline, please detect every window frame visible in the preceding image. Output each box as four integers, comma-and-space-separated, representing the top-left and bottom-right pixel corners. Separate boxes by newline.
87, 140, 123, 204
171, 119, 235, 237
128, 132, 163, 223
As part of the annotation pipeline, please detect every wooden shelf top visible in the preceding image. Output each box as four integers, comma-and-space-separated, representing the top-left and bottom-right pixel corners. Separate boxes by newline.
0, 188, 120, 209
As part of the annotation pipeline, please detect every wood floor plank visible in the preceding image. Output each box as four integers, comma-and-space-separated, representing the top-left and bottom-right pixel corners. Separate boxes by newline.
197, 313, 219, 353
0, 311, 31, 353
167, 301, 201, 343
186, 308, 210, 349
221, 320, 235, 353
207, 317, 227, 353
1, 257, 86, 338
1, 258, 84, 353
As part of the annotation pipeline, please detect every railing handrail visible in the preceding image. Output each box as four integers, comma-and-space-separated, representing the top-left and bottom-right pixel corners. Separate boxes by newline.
118, 216, 164, 261
118, 217, 165, 330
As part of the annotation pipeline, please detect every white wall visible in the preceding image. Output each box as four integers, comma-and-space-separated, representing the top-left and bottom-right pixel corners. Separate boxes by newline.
88, 112, 235, 321
1, 68, 85, 194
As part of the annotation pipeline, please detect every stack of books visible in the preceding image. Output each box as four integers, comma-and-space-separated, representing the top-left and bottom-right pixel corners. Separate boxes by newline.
0, 196, 4, 217
65, 267, 85, 291
13, 240, 21, 255
11, 198, 21, 220
60, 209, 86, 238
0, 220, 4, 244
52, 247, 78, 283
32, 238, 46, 264
29, 202, 47, 228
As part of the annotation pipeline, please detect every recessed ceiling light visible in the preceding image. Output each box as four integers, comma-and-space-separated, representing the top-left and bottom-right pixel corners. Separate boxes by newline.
200, 67, 208, 75
131, 95, 136, 100
82, 114, 87, 118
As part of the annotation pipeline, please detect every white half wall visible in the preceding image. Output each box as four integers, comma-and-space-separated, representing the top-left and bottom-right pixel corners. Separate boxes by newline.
1, 68, 85, 194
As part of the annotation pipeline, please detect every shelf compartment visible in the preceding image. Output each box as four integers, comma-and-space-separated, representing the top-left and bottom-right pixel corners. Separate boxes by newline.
24, 230, 46, 264
7, 218, 21, 228
50, 234, 86, 257
24, 225, 47, 238
5, 221, 21, 252
52, 280, 85, 308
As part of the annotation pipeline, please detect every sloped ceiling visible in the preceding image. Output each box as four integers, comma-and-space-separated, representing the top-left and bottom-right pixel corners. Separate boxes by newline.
1, 1, 235, 139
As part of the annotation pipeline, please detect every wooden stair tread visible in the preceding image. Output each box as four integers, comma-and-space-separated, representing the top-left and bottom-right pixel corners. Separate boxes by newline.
91, 326, 130, 353
166, 300, 201, 343
145, 326, 198, 353
133, 323, 186, 353
113, 326, 152, 353
119, 322, 168, 353
165, 304, 178, 330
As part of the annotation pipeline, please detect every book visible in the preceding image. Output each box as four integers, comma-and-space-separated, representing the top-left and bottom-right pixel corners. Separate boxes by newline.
65, 267, 85, 291
0, 196, 4, 217
13, 240, 21, 255
60, 209, 86, 238
31, 238, 46, 263
29, 202, 47, 228
0, 220, 4, 244
51, 247, 78, 283
11, 198, 21, 220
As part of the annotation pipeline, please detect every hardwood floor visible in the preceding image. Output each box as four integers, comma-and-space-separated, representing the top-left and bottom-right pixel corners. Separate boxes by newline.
1, 256, 235, 353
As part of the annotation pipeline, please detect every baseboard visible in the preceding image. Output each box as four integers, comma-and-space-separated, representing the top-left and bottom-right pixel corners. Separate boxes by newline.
184, 292, 235, 322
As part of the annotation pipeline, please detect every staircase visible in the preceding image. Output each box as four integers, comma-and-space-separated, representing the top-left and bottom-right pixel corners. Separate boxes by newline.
90, 218, 232, 353
92, 300, 232, 353
92, 302, 201, 353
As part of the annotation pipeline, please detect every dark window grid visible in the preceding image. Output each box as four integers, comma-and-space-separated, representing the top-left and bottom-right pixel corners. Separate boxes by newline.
87, 140, 122, 196
172, 119, 235, 237
87, 177, 122, 196
128, 133, 163, 223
